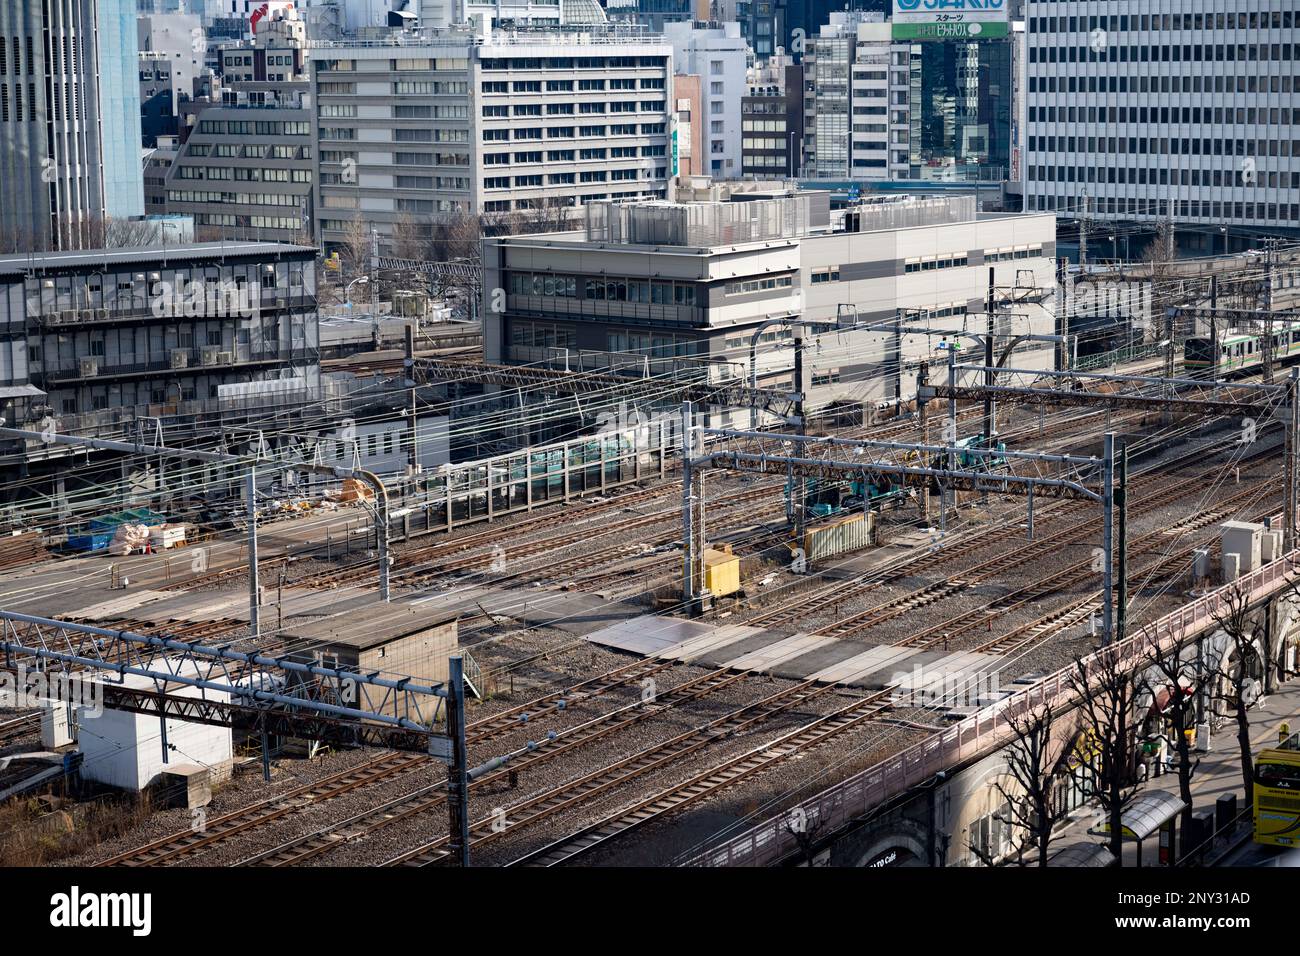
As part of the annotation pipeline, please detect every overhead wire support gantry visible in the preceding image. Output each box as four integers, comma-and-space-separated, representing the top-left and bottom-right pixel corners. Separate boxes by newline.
677, 402, 1122, 639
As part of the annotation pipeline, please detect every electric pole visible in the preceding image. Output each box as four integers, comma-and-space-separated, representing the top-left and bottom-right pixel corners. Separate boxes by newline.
793, 335, 807, 539
984, 267, 996, 448
1079, 192, 1089, 268
1286, 367, 1299, 552
1116, 442, 1128, 644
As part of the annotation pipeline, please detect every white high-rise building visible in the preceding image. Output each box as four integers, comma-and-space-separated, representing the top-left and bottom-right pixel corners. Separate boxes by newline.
663, 21, 748, 180
803, 12, 910, 181
310, 24, 672, 252
1023, 1, 1300, 234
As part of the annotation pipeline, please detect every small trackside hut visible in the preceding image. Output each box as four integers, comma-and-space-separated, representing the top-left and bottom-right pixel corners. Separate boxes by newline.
282, 605, 459, 722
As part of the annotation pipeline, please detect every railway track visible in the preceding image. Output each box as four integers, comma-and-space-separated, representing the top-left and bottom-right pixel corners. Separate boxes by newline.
969, 495, 1283, 657
382, 678, 888, 867
895, 482, 1276, 654
0, 713, 39, 746
236, 663, 761, 866
748, 435, 1272, 635
506, 689, 896, 868
93, 753, 428, 867
93, 654, 681, 865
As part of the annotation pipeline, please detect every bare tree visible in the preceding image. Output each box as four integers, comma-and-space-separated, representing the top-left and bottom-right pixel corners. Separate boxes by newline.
969, 703, 1073, 867
1069, 648, 1144, 863
1136, 634, 1202, 858
1209, 584, 1267, 805
337, 212, 372, 283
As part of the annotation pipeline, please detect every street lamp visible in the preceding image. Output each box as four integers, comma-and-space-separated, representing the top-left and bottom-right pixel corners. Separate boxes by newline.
345, 275, 369, 309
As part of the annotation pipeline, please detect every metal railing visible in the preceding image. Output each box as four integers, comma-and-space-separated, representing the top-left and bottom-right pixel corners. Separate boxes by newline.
686, 549, 1300, 867
1073, 342, 1168, 373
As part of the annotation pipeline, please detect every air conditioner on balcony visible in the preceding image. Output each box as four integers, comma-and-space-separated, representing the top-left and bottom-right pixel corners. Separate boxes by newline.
79, 357, 98, 376
97, 308, 110, 321
62, 309, 79, 323
201, 346, 220, 366
217, 351, 234, 364
81, 309, 96, 322
170, 349, 189, 369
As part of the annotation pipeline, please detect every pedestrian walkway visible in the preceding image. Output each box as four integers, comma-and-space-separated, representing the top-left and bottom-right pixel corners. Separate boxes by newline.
1051, 677, 1300, 866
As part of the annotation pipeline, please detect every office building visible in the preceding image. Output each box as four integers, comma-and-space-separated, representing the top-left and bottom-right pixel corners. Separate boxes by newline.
742, 50, 801, 177
0, 0, 144, 251
803, 11, 1017, 183
163, 80, 315, 241
481, 192, 1057, 416
1024, 1, 1300, 235
0, 242, 319, 464
310, 24, 672, 253
664, 21, 748, 179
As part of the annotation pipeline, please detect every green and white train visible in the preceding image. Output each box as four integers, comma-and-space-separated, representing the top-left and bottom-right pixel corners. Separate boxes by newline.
1183, 321, 1300, 375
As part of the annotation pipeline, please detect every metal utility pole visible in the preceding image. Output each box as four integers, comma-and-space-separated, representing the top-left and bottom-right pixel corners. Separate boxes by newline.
1286, 367, 1299, 552
405, 323, 420, 476
1209, 275, 1218, 381
445, 655, 471, 867
1264, 238, 1277, 384
1102, 431, 1116, 643
680, 401, 696, 612
1164, 307, 1176, 381
1078, 193, 1089, 268
943, 346, 958, 532
369, 227, 380, 327
983, 267, 996, 447
1057, 257, 1069, 371
1116, 442, 1128, 644
793, 335, 806, 539
247, 467, 260, 639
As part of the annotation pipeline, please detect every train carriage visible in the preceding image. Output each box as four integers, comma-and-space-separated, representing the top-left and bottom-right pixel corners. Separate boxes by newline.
1184, 321, 1300, 376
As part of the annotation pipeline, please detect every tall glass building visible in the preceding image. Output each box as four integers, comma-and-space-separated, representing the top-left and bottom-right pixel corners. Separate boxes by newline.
804, 12, 1015, 182
98, 0, 146, 220
910, 36, 1011, 178
0, 0, 144, 250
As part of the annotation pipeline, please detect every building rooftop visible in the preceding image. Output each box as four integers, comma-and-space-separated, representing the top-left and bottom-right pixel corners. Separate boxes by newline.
0, 242, 317, 278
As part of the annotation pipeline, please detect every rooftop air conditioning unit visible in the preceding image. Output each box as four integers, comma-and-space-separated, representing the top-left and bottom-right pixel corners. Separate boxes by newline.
170, 348, 189, 369
79, 357, 98, 376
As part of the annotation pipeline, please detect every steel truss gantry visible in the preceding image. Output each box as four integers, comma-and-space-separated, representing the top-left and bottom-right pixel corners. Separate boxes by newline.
678, 403, 1122, 640
0, 612, 476, 865
0, 612, 447, 749
415, 358, 800, 419
922, 363, 1290, 417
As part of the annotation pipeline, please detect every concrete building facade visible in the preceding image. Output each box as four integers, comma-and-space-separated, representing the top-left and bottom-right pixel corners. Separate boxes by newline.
1023, 0, 1300, 233
310, 25, 672, 253
163, 81, 315, 241
664, 21, 747, 179
0, 242, 319, 446
481, 193, 1057, 416
742, 51, 800, 177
